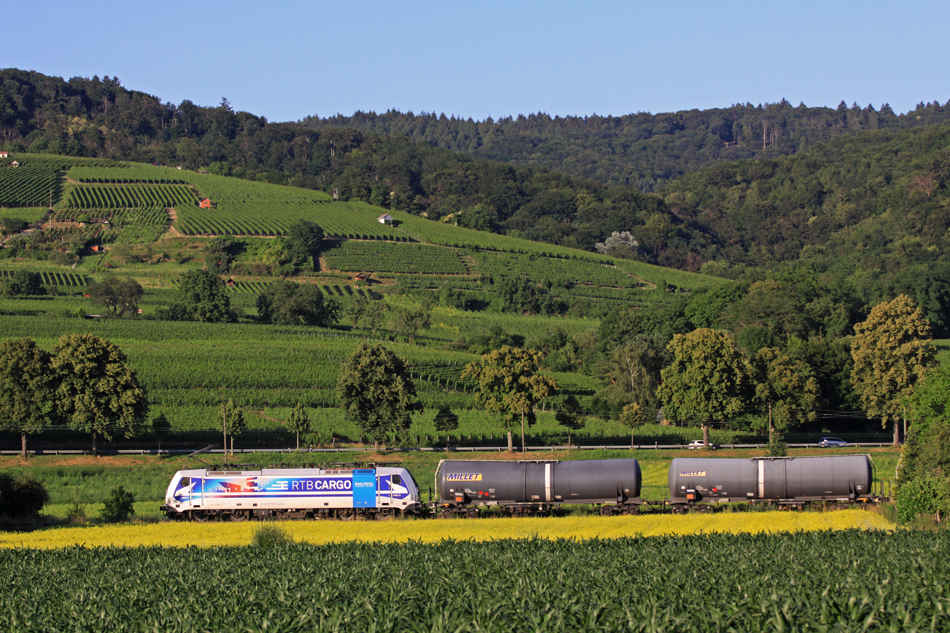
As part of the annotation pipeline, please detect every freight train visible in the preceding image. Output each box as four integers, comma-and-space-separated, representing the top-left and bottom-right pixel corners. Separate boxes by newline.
161, 455, 880, 521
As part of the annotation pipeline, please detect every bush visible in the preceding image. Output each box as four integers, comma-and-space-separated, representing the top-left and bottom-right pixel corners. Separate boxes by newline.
766, 434, 788, 457
252, 523, 295, 547
0, 473, 50, 517
896, 475, 950, 524
100, 486, 136, 523
65, 503, 88, 524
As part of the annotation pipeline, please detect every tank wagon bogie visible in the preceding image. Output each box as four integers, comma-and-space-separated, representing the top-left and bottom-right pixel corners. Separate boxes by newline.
162, 465, 421, 521
434, 458, 644, 516
667, 455, 877, 509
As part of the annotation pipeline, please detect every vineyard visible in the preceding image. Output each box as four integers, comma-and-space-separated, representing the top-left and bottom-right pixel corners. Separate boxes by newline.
0, 269, 88, 288
0, 154, 120, 208
60, 183, 198, 209
323, 240, 469, 274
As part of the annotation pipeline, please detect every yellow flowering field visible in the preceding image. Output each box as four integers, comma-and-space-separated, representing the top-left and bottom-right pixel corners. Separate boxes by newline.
0, 509, 893, 549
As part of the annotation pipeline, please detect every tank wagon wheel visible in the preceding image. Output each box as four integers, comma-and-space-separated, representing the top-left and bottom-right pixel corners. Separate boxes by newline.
438, 508, 454, 519
465, 507, 479, 519
672, 506, 687, 515
622, 506, 640, 516
599, 506, 615, 517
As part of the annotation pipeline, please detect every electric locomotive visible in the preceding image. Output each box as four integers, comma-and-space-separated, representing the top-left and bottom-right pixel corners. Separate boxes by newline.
162, 464, 422, 521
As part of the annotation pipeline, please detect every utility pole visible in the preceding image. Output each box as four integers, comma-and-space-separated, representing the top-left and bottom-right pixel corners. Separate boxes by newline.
222, 404, 227, 464
521, 404, 526, 461
768, 402, 773, 441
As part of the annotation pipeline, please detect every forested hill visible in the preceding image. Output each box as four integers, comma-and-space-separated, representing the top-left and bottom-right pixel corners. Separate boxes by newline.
0, 68, 698, 263
3, 67, 950, 306
299, 101, 950, 191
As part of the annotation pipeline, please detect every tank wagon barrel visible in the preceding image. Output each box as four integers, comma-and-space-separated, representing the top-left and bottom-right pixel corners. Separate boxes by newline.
435, 459, 643, 516
668, 455, 876, 508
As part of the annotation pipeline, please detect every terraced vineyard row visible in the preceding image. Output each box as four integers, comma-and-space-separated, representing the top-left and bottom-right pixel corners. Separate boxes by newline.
60, 184, 198, 209
323, 241, 467, 274
68, 165, 187, 184
0, 270, 88, 287
473, 251, 644, 288
0, 164, 62, 208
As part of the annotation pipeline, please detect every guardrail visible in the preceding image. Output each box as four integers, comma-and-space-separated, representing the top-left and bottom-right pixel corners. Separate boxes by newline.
0, 442, 899, 456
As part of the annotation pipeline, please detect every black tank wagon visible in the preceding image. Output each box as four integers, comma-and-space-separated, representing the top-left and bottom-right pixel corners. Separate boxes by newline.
668, 455, 876, 509
435, 459, 644, 517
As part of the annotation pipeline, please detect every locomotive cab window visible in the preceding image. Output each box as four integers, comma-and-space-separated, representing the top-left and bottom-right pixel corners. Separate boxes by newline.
179, 477, 190, 487
392, 475, 402, 485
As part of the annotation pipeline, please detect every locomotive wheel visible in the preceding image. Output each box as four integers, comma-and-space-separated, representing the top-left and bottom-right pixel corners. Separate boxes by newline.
337, 509, 355, 521
191, 511, 209, 522
229, 511, 248, 522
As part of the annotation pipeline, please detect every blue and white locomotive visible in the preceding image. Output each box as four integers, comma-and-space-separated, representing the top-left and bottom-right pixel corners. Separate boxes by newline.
162, 465, 421, 520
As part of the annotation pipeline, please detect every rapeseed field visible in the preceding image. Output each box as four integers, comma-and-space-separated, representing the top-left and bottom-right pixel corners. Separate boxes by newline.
0, 509, 893, 549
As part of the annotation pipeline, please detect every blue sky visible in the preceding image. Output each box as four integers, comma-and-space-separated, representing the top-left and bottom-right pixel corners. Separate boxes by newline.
5, 1, 949, 122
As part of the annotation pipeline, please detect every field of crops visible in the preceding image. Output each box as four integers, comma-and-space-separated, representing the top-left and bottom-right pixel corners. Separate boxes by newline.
0, 510, 894, 549
0, 529, 943, 632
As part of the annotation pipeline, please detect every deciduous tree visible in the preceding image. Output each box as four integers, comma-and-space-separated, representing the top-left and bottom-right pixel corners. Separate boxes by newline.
51, 334, 149, 454
286, 403, 311, 451
392, 307, 432, 344
337, 343, 422, 450
257, 280, 338, 326
851, 295, 936, 446
752, 347, 819, 437
618, 402, 648, 449
168, 269, 236, 323
221, 399, 246, 457
286, 220, 324, 271
0, 338, 55, 458
657, 329, 753, 448
87, 275, 143, 317
555, 394, 586, 447
462, 346, 558, 452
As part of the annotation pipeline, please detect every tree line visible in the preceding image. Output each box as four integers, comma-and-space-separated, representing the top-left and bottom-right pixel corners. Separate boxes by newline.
0, 334, 149, 456
300, 99, 950, 191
